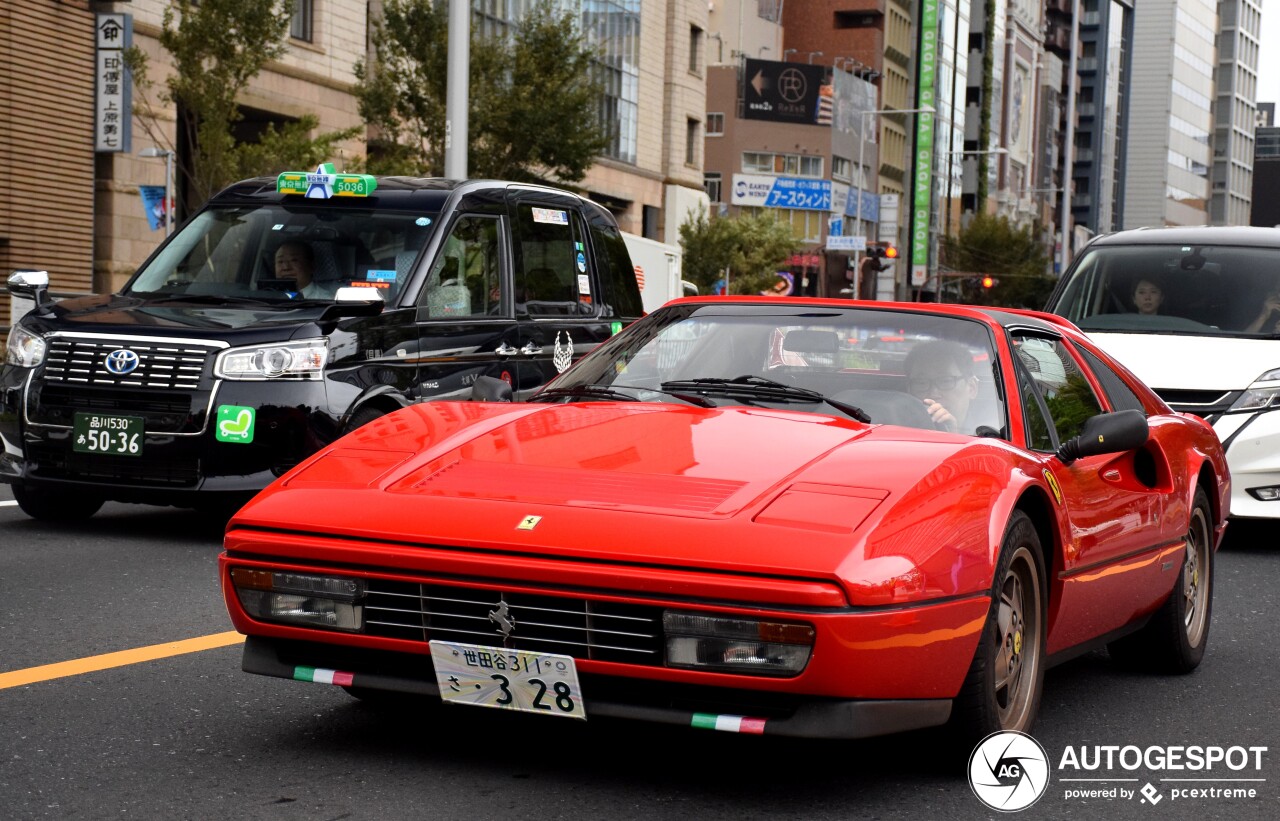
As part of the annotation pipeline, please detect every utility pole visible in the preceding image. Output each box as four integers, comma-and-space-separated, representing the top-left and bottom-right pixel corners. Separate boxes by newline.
444, 0, 469, 180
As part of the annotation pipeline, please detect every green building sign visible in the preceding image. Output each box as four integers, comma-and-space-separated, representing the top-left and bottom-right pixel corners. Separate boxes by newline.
910, 0, 940, 288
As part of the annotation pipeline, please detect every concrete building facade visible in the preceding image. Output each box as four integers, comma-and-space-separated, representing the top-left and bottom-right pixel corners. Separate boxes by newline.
1210, 0, 1260, 226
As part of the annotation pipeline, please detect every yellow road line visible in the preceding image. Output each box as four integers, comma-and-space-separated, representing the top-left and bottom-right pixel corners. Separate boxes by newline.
0, 631, 246, 690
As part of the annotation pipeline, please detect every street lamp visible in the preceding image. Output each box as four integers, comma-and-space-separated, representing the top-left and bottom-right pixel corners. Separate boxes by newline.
783, 48, 797, 61
807, 51, 824, 64
758, 46, 770, 58
139, 147, 174, 238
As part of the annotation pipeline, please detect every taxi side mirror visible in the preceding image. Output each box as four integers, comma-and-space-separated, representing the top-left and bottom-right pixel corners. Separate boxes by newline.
318, 286, 385, 321
8, 269, 53, 315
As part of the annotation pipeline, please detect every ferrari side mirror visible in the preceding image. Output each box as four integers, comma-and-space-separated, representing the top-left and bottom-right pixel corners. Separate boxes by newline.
1057, 409, 1149, 465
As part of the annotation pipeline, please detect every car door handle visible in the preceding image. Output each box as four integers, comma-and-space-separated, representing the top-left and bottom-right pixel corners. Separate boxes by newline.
495, 342, 518, 356
519, 342, 542, 356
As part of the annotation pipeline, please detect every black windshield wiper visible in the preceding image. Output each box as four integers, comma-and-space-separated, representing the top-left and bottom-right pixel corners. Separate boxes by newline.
660, 375, 871, 422
140, 293, 277, 307
531, 386, 643, 403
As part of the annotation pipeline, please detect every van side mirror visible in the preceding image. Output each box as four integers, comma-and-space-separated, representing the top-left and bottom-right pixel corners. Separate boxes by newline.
1057, 409, 1149, 465
8, 269, 53, 315
471, 374, 513, 403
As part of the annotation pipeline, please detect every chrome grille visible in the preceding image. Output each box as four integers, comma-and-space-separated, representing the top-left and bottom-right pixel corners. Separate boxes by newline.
364, 580, 664, 665
44, 338, 215, 390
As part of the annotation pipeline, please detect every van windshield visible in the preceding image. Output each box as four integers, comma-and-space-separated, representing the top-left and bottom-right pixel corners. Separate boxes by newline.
125, 203, 438, 304
1053, 244, 1280, 337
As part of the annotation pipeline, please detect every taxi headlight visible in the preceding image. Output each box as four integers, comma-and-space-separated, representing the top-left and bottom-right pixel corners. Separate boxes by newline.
663, 611, 814, 676
231, 568, 365, 631
1227, 368, 1280, 413
215, 339, 328, 380
4, 325, 46, 368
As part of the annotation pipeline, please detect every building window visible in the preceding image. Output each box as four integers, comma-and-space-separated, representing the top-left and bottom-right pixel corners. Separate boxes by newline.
707, 112, 724, 136
686, 119, 699, 166
290, 0, 314, 42
705, 172, 722, 202
832, 156, 852, 181
742, 151, 823, 178
586, 0, 642, 164
690, 25, 703, 74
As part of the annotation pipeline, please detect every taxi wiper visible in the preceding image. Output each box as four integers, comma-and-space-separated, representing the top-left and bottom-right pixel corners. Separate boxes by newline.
143, 293, 276, 307
660, 375, 871, 422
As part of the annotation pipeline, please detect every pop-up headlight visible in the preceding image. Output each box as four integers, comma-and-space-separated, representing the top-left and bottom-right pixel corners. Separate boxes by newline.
663, 611, 814, 676
231, 568, 364, 631
215, 339, 328, 380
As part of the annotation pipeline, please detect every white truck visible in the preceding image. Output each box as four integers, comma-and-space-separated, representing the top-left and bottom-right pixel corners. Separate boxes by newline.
621, 232, 694, 313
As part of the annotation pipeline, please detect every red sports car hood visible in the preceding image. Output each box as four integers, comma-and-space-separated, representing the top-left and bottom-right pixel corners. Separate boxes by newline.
232, 402, 997, 590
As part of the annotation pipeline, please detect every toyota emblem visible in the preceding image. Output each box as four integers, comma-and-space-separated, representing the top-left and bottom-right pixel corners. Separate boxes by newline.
103, 349, 140, 375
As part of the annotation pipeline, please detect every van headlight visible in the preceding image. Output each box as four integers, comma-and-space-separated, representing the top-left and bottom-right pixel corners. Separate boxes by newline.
215, 339, 328, 380
1227, 368, 1280, 413
4, 325, 46, 368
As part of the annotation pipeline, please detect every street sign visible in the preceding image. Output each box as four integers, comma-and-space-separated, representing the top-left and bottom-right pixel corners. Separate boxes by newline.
827, 236, 866, 251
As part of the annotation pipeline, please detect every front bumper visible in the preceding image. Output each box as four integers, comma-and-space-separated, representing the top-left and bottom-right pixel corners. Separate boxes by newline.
243, 635, 954, 740
1213, 409, 1280, 519
0, 365, 338, 504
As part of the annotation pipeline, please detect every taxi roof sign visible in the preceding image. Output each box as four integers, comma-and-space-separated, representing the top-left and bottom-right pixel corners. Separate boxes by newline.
277, 163, 377, 198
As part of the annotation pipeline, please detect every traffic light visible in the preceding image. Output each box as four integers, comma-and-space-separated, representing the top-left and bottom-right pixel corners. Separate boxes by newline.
871, 244, 898, 266
981, 275, 998, 289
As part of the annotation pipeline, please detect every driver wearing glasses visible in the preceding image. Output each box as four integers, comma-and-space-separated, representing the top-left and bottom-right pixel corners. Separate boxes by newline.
904, 340, 980, 434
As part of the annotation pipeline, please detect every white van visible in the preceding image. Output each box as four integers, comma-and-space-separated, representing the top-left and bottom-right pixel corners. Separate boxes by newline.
1046, 226, 1280, 519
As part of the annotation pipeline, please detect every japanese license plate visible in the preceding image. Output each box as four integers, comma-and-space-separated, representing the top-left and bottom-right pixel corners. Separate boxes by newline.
429, 640, 586, 720
73, 413, 144, 456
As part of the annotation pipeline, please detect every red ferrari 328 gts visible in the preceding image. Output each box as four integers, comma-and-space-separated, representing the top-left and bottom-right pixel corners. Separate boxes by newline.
220, 298, 1228, 744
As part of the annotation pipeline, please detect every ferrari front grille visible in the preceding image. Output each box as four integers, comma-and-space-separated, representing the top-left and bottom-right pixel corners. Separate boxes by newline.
363, 580, 664, 665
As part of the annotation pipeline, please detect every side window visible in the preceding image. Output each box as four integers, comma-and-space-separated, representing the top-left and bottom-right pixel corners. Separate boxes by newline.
1019, 372, 1056, 451
417, 215, 502, 318
515, 204, 593, 316
1076, 345, 1148, 413
1012, 333, 1104, 447
586, 209, 644, 318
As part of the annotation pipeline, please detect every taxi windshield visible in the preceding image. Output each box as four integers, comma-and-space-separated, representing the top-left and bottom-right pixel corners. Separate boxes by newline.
1053, 244, 1280, 337
125, 203, 438, 303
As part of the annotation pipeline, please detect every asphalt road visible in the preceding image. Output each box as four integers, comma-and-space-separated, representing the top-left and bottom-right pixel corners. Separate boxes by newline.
1, 485, 1277, 821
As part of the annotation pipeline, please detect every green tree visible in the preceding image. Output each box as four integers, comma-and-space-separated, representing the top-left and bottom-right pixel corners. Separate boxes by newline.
125, 0, 360, 213
942, 213, 1055, 308
356, 0, 609, 183
679, 208, 799, 295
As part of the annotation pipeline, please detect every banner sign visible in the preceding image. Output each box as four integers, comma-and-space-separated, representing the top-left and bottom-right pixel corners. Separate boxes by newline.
731, 174, 832, 210
95, 14, 132, 153
909, 0, 940, 287
138, 185, 168, 231
742, 58, 830, 125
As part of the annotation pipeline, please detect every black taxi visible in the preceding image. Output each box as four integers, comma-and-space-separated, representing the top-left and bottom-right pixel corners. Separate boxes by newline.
0, 167, 643, 520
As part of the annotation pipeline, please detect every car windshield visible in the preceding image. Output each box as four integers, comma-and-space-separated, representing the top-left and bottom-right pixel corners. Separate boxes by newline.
125, 203, 439, 303
546, 303, 1007, 436
1052, 244, 1280, 337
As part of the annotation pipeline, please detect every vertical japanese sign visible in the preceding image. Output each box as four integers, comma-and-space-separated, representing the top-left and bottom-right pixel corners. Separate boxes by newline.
909, 0, 939, 287
95, 13, 132, 153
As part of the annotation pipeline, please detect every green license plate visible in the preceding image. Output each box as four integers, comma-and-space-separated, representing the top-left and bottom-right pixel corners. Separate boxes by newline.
73, 413, 144, 456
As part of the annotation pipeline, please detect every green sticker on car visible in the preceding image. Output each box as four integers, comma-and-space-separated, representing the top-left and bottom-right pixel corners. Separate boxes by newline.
216, 405, 256, 444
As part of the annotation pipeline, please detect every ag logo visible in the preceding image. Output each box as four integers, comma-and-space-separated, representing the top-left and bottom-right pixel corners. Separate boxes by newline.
216, 405, 256, 444
968, 731, 1050, 812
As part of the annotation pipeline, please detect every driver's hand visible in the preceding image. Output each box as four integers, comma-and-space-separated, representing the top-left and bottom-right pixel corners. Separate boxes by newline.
922, 398, 959, 433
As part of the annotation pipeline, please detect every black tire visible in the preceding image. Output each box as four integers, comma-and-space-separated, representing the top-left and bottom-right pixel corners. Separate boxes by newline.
346, 405, 387, 433
1107, 487, 1214, 673
949, 511, 1047, 745
13, 484, 104, 522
